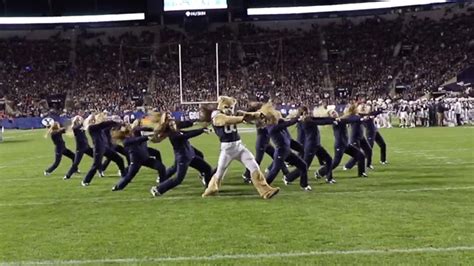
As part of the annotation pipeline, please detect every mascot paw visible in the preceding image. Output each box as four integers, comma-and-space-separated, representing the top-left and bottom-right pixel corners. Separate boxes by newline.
202, 187, 219, 197
262, 187, 280, 199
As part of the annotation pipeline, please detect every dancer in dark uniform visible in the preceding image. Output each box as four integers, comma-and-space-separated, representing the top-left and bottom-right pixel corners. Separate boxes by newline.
64, 116, 93, 179
284, 107, 336, 183
111, 125, 167, 191
44, 122, 75, 176
320, 108, 367, 178
81, 114, 126, 186
343, 104, 371, 176
259, 104, 311, 191
150, 112, 213, 196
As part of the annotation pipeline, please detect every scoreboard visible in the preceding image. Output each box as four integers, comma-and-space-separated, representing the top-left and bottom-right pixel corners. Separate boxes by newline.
249, 1, 376, 8
164, 0, 227, 11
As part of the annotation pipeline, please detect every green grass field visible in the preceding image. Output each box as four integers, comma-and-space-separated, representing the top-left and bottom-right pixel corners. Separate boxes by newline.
0, 126, 473, 265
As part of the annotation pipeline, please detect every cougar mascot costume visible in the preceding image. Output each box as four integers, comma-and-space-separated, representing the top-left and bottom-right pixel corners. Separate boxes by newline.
202, 96, 280, 199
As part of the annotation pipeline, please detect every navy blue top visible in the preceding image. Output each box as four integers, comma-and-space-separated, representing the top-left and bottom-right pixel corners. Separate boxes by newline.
51, 128, 66, 150
103, 127, 113, 148
88, 121, 119, 153
296, 122, 305, 145
268, 118, 298, 149
348, 115, 365, 143
256, 127, 270, 150
123, 136, 150, 163
363, 118, 376, 136
362, 110, 383, 136
302, 117, 335, 149
169, 129, 205, 160
176, 120, 195, 129
213, 124, 240, 143
212, 111, 241, 143
333, 115, 361, 148
73, 125, 90, 150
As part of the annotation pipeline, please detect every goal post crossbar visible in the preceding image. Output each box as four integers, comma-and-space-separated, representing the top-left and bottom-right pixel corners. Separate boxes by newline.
180, 101, 218, 105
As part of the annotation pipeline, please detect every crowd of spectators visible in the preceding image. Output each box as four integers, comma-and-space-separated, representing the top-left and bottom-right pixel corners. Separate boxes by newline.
0, 6, 472, 117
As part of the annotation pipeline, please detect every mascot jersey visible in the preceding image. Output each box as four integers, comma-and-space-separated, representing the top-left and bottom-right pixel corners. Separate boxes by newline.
211, 110, 241, 143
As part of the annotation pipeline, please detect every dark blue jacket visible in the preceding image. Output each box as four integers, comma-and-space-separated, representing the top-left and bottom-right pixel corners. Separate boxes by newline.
296, 122, 305, 145
169, 129, 205, 160
123, 136, 150, 163
256, 127, 270, 151
177, 120, 195, 129
302, 117, 334, 150
103, 127, 113, 148
333, 115, 361, 148
73, 125, 90, 150
348, 115, 365, 143
362, 110, 383, 137
88, 121, 119, 153
268, 118, 298, 149
51, 128, 66, 151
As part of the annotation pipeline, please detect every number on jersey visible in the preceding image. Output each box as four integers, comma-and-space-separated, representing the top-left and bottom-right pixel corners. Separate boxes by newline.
224, 124, 237, 134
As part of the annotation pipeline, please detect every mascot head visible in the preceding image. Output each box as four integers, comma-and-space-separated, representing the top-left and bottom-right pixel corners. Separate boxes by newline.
217, 96, 237, 115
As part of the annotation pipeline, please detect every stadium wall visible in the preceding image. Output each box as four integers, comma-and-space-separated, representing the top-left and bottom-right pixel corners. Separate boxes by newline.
1, 104, 350, 129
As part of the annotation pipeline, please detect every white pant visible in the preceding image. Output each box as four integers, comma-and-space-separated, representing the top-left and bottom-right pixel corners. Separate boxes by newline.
215, 140, 260, 180
399, 111, 408, 120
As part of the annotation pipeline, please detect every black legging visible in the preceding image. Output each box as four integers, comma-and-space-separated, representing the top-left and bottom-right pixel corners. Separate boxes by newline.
266, 147, 308, 187
285, 145, 333, 181
114, 157, 167, 190
45, 147, 75, 173
326, 144, 365, 176
166, 147, 204, 178
243, 144, 290, 179
158, 156, 212, 194
65, 147, 93, 178
374, 132, 387, 163
83, 147, 125, 184
345, 138, 372, 169
290, 139, 304, 157
102, 144, 130, 171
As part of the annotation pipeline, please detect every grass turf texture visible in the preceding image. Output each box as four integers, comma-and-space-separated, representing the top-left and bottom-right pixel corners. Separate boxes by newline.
0, 126, 473, 265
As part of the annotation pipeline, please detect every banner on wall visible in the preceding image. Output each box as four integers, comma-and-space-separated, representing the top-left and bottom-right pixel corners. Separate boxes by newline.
2, 105, 349, 130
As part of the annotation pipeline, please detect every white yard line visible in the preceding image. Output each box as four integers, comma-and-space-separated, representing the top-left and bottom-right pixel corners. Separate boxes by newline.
1, 186, 473, 207
2, 246, 474, 265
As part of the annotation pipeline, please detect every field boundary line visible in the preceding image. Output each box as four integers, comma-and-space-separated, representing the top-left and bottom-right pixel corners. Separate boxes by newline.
1, 186, 474, 207
2, 246, 474, 265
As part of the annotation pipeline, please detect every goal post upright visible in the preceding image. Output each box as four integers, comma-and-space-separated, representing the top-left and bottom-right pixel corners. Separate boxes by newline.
178, 43, 183, 104
216, 42, 219, 98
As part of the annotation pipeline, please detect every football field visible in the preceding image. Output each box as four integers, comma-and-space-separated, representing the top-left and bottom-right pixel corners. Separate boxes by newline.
0, 126, 473, 265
